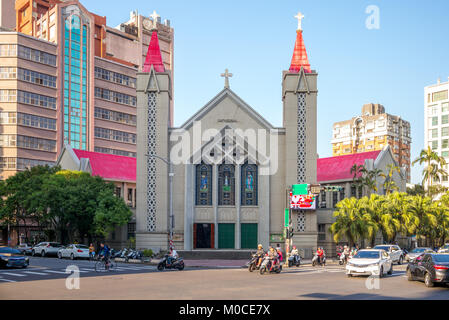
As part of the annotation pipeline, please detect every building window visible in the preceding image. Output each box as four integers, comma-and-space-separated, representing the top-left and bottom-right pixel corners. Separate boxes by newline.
430, 129, 438, 139
241, 163, 258, 206
17, 90, 56, 109
196, 164, 212, 206
442, 151, 449, 158
432, 141, 438, 150
94, 87, 136, 106
442, 127, 449, 137
442, 103, 449, 113
433, 90, 448, 102
94, 67, 136, 88
218, 164, 235, 206
94, 147, 136, 158
442, 139, 449, 149
94, 107, 136, 126
432, 117, 438, 126
297, 211, 306, 232
17, 45, 57, 66
115, 187, 122, 198
17, 113, 56, 130
18, 68, 56, 88
332, 191, 339, 208
0, 44, 18, 56
94, 127, 136, 144
0, 112, 17, 124
127, 223, 136, 240
0, 67, 17, 79
443, 115, 449, 125
318, 224, 326, 241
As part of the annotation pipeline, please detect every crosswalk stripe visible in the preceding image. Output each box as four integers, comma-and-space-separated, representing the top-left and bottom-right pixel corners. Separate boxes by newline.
60, 269, 89, 273
1, 272, 26, 277
0, 278, 17, 282
23, 271, 48, 275
80, 268, 95, 272
44, 270, 67, 274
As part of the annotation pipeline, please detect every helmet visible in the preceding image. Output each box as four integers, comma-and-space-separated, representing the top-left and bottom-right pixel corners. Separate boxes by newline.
258, 244, 263, 249
293, 246, 297, 249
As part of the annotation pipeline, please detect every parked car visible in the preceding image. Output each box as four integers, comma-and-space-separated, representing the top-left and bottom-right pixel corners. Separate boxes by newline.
15, 243, 33, 255
31, 242, 63, 257
405, 248, 435, 262
57, 244, 90, 260
406, 253, 449, 287
373, 244, 404, 264
0, 246, 30, 268
346, 249, 393, 278
438, 244, 449, 253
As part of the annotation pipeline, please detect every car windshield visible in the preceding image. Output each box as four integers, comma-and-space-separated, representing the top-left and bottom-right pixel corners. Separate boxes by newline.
76, 245, 89, 249
0, 247, 21, 254
411, 248, 428, 253
433, 255, 449, 263
49, 243, 62, 247
353, 251, 380, 259
374, 246, 390, 251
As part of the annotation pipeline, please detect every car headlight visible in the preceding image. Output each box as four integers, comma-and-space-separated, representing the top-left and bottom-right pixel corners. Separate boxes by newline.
368, 263, 380, 267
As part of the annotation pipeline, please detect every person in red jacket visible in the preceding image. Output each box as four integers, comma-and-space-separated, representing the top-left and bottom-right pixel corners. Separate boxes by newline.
317, 247, 324, 265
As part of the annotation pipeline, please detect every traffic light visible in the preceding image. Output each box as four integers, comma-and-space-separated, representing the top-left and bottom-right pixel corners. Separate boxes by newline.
289, 230, 294, 239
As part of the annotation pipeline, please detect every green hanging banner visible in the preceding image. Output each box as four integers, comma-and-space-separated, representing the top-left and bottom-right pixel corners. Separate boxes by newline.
284, 209, 289, 228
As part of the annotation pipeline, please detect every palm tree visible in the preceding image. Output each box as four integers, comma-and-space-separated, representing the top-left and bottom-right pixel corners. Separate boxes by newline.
434, 194, 449, 247
383, 164, 401, 195
408, 195, 437, 246
413, 146, 448, 196
363, 168, 385, 195
329, 198, 373, 247
358, 194, 383, 247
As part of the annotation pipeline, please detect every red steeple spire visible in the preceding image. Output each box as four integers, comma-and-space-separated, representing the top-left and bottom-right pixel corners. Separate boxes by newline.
289, 30, 311, 74
143, 31, 165, 73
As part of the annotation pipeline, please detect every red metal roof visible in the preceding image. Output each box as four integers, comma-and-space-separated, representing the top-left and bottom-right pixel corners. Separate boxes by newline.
72, 149, 136, 182
317, 151, 381, 182
289, 30, 311, 73
143, 31, 165, 73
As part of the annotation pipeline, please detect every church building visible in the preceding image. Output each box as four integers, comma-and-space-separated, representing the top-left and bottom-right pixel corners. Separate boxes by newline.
136, 14, 320, 254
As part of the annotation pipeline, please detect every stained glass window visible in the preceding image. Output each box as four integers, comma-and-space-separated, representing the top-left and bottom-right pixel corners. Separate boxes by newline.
241, 163, 258, 206
196, 164, 212, 206
218, 164, 235, 206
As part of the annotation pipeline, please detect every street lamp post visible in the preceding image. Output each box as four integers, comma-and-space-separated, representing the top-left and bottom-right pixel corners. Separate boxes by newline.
145, 154, 174, 250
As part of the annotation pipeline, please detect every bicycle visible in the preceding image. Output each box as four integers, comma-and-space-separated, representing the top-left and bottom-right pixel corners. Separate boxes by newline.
95, 256, 116, 272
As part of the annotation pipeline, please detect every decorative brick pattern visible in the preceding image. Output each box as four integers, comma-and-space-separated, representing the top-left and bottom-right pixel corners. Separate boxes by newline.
147, 92, 157, 232
297, 210, 306, 232
297, 93, 306, 183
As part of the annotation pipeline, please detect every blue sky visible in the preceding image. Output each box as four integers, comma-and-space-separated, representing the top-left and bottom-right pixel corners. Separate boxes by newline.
83, 0, 449, 184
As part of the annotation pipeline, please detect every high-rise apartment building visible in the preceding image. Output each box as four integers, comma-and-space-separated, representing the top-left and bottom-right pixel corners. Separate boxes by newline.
424, 78, 449, 187
0, 0, 16, 30
0, 0, 174, 180
331, 104, 412, 182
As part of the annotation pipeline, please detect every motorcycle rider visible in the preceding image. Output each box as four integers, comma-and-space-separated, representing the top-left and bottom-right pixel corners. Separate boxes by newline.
342, 245, 350, 263
290, 246, 300, 265
317, 247, 324, 266
255, 244, 265, 267
267, 247, 279, 270
167, 247, 178, 267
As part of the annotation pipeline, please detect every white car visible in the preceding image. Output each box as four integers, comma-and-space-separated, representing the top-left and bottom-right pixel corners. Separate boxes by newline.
346, 249, 393, 278
31, 242, 63, 257
57, 244, 90, 260
438, 244, 449, 253
373, 244, 404, 264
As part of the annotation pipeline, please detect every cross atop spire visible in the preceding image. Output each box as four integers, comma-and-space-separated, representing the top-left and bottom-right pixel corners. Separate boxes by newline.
221, 69, 233, 89
294, 11, 305, 31
150, 10, 160, 30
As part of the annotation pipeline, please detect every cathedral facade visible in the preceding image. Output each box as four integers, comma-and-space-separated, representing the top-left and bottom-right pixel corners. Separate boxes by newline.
135, 19, 320, 253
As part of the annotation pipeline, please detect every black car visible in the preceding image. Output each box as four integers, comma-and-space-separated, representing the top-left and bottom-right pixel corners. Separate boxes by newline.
406, 253, 449, 287
0, 246, 30, 269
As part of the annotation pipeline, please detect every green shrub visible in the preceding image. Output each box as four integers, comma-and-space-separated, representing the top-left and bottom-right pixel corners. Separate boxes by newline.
143, 249, 153, 258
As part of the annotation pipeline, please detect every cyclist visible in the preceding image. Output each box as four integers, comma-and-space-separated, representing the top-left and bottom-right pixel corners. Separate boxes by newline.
99, 243, 111, 268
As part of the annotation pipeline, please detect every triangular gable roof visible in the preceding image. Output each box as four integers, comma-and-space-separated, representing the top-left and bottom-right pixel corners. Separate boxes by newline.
317, 150, 382, 183
71, 149, 136, 183
180, 87, 275, 130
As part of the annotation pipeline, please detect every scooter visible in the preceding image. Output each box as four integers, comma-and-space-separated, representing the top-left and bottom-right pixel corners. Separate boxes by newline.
339, 252, 350, 265
288, 254, 301, 267
312, 253, 326, 267
247, 252, 264, 272
259, 255, 282, 275
157, 255, 185, 271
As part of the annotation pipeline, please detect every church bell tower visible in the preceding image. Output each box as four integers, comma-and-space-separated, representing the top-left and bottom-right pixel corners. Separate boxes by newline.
136, 17, 173, 250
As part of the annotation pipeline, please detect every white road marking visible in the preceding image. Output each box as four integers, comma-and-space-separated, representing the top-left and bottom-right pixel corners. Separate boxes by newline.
23, 271, 48, 275
0, 278, 17, 283
44, 270, 67, 274
1, 272, 26, 277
